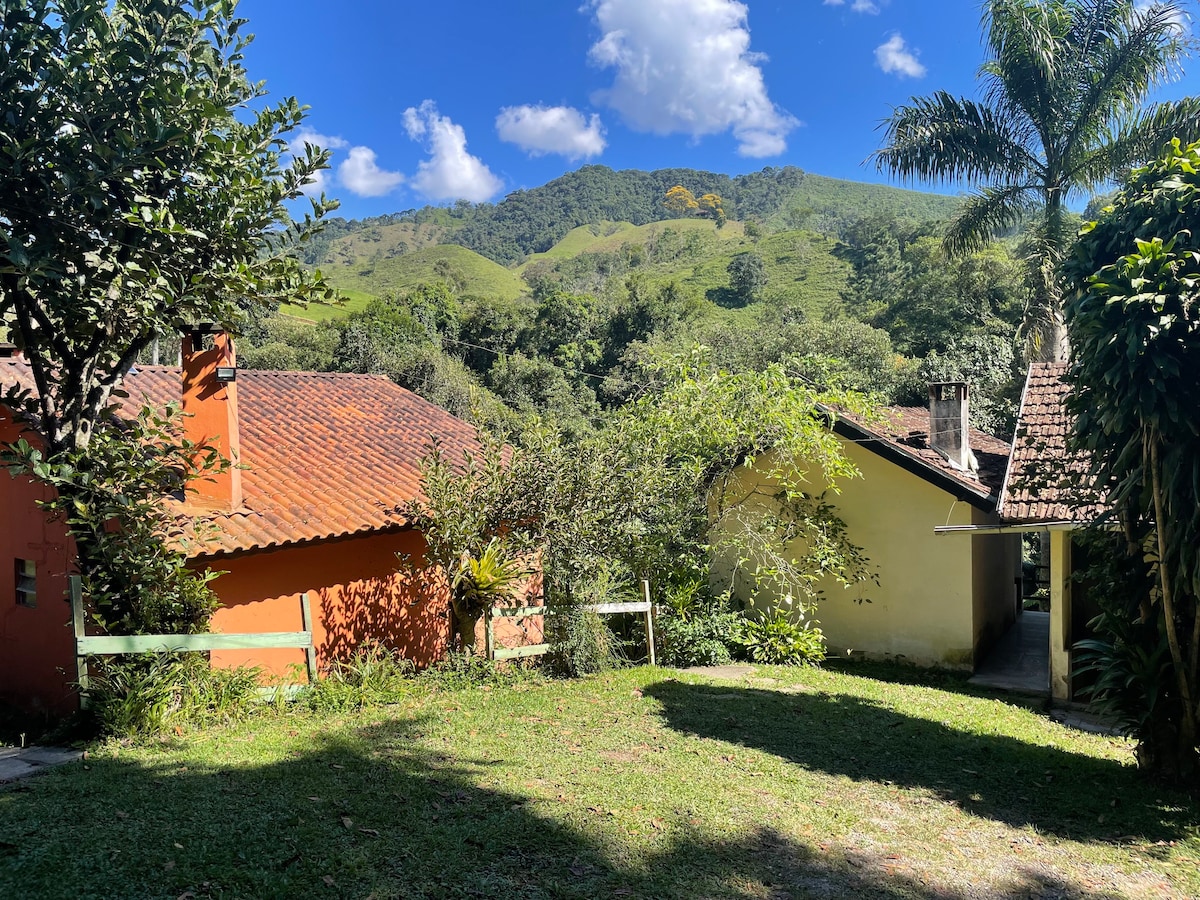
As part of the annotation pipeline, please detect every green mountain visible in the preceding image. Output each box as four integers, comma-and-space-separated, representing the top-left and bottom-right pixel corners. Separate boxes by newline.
289, 165, 961, 324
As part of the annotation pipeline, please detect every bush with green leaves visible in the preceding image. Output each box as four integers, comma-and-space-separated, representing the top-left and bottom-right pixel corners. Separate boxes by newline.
736, 608, 826, 666
1065, 138, 1200, 783
84, 654, 261, 738
303, 641, 416, 711
657, 579, 741, 668
544, 564, 629, 677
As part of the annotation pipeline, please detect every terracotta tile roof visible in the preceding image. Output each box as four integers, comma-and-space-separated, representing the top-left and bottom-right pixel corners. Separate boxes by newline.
1, 361, 481, 558
833, 405, 1011, 509
998, 363, 1101, 525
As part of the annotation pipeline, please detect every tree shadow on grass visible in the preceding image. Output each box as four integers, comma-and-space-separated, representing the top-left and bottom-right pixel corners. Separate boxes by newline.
643, 679, 1198, 846
0, 713, 1151, 900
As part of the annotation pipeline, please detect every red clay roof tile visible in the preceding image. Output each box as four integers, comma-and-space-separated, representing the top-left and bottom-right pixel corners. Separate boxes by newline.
998, 363, 1102, 525
1, 360, 480, 559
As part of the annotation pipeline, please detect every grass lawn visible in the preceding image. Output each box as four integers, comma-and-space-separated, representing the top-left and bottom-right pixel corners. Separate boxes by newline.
2, 664, 1197, 899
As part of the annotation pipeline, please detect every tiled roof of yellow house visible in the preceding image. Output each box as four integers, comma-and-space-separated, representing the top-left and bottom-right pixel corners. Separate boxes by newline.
998, 363, 1101, 525
832, 404, 1012, 511
0, 360, 481, 558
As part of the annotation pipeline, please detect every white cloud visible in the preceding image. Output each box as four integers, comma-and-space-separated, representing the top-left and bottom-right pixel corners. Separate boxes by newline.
402, 100, 503, 203
496, 104, 606, 160
337, 146, 405, 198
585, 0, 798, 158
875, 33, 926, 78
288, 128, 348, 196
823, 0, 882, 12
1134, 1, 1190, 34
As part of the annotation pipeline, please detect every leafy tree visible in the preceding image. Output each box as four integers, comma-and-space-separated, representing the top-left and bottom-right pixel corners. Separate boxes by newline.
663, 185, 700, 216
875, 0, 1200, 362
726, 253, 768, 306
0, 0, 334, 455
0, 0, 332, 633
1064, 138, 1200, 783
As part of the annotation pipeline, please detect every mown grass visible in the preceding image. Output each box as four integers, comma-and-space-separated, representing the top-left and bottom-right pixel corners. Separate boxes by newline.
4, 665, 1195, 899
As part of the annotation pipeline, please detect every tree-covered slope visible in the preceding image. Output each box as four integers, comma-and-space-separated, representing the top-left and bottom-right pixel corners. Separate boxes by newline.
302, 165, 963, 271
451, 165, 961, 264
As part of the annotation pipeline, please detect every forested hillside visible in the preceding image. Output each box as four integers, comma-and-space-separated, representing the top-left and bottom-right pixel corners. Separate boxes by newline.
244, 165, 1026, 450
304, 165, 962, 269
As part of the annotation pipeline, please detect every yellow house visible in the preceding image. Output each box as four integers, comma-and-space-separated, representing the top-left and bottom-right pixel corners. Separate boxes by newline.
718, 384, 1023, 670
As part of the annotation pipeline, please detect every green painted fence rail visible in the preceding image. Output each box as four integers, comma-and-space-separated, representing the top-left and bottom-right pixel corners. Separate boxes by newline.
485, 580, 656, 665
69, 575, 317, 706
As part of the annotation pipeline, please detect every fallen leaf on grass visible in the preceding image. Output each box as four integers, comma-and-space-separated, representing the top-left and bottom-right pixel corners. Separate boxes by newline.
340, 816, 353, 829
322, 874, 337, 887
358, 828, 380, 837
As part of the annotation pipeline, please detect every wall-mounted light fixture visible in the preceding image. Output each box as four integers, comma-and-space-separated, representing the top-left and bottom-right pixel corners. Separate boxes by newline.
215, 366, 237, 383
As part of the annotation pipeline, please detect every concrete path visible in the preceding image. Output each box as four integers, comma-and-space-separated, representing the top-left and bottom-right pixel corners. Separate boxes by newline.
0, 745, 84, 783
969, 610, 1050, 695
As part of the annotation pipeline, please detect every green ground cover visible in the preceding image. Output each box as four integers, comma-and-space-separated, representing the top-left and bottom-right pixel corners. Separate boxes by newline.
2, 664, 1196, 899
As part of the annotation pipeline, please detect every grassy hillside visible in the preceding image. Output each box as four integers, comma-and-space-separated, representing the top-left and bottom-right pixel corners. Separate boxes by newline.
279, 287, 376, 323
313, 221, 448, 270
314, 244, 526, 305
519, 218, 849, 322
767, 172, 963, 231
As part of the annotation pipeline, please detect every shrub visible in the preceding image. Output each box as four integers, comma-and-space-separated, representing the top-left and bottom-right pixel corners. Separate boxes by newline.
545, 565, 628, 677
84, 654, 261, 737
304, 641, 415, 711
657, 579, 741, 667
736, 608, 826, 666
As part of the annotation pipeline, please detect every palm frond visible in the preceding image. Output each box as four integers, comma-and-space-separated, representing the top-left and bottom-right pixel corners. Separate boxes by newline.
873, 92, 1035, 185
983, 0, 1072, 143
1063, 1, 1193, 159
1075, 97, 1200, 184
944, 185, 1038, 257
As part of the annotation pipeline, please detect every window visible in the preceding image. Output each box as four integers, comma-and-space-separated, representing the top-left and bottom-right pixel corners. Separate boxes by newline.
15, 559, 36, 608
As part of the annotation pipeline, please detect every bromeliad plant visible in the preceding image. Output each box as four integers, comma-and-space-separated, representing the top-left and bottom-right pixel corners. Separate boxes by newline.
450, 539, 527, 654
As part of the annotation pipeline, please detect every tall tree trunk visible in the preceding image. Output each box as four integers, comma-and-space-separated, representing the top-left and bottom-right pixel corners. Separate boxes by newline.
1150, 436, 1198, 776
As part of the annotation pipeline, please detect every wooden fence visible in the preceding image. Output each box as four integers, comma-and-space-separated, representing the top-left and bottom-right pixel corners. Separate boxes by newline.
69, 575, 316, 704
485, 580, 656, 666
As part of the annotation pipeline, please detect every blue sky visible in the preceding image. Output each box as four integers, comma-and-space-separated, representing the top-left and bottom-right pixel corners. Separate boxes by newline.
237, 0, 1200, 221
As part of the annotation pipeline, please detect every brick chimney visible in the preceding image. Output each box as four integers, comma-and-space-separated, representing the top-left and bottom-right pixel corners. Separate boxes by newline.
181, 328, 242, 511
929, 382, 975, 473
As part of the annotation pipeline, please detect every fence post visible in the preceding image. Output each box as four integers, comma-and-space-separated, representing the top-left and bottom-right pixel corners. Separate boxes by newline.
485, 608, 495, 661
641, 578, 656, 666
299, 592, 318, 683
69, 575, 90, 709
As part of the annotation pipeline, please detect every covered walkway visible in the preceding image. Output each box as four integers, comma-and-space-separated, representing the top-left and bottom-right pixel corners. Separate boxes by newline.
968, 610, 1049, 696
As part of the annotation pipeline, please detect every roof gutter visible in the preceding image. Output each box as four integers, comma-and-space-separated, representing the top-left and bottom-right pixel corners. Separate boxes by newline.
934, 521, 1078, 536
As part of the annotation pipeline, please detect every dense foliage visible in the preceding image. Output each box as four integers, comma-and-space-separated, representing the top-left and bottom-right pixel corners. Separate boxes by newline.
1065, 138, 1200, 783
0, 0, 332, 635
0, 0, 333, 456
876, 0, 1200, 362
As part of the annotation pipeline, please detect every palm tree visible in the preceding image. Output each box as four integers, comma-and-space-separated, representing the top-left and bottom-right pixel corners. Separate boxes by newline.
874, 0, 1200, 362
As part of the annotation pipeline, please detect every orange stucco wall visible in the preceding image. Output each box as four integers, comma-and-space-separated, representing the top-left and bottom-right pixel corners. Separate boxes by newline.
0, 416, 79, 715
200, 530, 450, 676
199, 530, 542, 680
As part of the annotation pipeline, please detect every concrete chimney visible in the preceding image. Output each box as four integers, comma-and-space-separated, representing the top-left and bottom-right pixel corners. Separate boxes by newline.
181, 329, 242, 511
929, 382, 974, 473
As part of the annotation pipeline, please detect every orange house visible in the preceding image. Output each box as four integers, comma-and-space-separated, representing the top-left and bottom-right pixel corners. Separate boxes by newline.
0, 334, 539, 715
